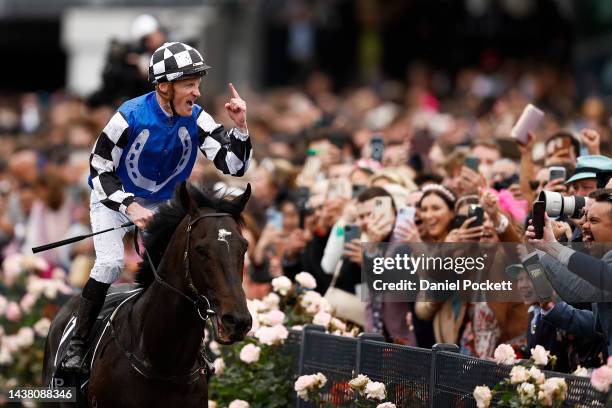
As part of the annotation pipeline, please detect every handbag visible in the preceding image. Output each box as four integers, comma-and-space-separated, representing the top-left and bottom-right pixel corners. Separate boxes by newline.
324, 261, 366, 326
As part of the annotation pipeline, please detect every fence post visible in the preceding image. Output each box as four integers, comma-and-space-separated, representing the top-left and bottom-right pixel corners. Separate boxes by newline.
296, 325, 326, 408
429, 343, 460, 408
355, 332, 385, 378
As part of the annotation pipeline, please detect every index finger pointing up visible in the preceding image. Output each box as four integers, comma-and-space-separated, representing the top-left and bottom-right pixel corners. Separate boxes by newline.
228, 82, 241, 98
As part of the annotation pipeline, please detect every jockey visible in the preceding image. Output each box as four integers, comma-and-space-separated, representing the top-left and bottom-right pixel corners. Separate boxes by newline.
61, 42, 252, 373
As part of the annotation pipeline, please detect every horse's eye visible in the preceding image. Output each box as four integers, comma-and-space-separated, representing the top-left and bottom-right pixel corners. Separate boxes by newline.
195, 245, 208, 256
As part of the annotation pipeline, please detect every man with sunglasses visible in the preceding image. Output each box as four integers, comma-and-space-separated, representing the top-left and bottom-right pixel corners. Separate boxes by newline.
526, 189, 612, 357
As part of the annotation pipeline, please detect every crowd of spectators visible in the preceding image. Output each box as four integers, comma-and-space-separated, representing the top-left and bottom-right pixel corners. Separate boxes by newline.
1, 51, 612, 373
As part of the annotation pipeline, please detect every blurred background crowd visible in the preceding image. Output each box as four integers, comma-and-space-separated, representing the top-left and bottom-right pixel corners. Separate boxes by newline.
2, 0, 612, 376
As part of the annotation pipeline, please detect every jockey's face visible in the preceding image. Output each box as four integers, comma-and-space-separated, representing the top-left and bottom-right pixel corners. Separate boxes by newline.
171, 77, 202, 117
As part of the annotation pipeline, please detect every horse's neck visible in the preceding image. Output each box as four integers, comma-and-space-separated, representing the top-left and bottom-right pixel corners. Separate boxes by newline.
135, 238, 205, 372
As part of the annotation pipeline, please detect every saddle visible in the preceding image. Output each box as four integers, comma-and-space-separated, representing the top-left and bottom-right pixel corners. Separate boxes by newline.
51, 284, 143, 391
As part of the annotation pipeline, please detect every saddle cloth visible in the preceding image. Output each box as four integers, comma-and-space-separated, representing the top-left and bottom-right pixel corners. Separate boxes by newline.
51, 284, 142, 388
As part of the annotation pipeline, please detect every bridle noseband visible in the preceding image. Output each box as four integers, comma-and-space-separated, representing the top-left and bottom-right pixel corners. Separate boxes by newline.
143, 211, 232, 322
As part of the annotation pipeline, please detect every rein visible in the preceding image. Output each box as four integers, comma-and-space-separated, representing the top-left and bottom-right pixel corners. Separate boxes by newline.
112, 211, 231, 384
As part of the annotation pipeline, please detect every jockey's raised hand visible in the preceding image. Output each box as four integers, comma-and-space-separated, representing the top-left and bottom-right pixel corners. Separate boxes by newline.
225, 83, 248, 133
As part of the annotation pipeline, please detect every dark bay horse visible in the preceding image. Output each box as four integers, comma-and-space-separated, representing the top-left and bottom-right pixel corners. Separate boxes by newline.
43, 182, 252, 407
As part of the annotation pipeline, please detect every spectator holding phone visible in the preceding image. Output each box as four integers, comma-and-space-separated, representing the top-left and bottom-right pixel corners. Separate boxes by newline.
526, 189, 612, 357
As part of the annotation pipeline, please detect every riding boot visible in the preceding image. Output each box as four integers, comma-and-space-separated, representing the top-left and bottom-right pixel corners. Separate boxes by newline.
61, 278, 110, 374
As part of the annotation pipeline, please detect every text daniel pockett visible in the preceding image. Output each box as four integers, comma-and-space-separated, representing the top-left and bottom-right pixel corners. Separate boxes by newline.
371, 279, 513, 292
368, 252, 513, 292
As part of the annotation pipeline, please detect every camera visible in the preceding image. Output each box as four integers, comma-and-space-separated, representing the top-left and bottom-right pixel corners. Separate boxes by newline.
538, 190, 588, 218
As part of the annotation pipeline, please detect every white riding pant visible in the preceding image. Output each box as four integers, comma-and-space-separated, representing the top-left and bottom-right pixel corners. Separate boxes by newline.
89, 191, 162, 284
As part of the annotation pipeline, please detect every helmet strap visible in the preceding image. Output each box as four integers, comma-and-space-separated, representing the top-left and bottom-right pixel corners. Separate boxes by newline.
157, 82, 177, 116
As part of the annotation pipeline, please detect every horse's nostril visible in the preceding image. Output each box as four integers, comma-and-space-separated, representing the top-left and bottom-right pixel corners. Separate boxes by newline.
221, 313, 252, 333
221, 314, 238, 328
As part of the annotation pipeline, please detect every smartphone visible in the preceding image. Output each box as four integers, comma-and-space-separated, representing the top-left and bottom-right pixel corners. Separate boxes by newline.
511, 104, 544, 145
465, 157, 481, 172
521, 252, 554, 302
391, 206, 416, 241
344, 224, 361, 243
467, 205, 484, 227
372, 196, 393, 220
450, 214, 468, 230
327, 179, 351, 200
548, 166, 566, 182
352, 184, 367, 199
532, 201, 545, 239
371, 136, 384, 162
266, 209, 283, 230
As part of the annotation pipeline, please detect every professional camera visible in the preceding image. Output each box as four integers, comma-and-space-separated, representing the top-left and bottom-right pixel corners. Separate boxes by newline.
538, 190, 588, 218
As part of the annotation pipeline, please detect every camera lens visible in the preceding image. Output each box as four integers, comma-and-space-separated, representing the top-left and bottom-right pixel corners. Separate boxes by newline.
538, 190, 588, 218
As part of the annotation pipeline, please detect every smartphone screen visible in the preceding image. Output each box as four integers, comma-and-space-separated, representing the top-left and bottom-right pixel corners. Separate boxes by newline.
465, 157, 480, 172
467, 205, 484, 227
371, 136, 384, 162
521, 253, 554, 302
532, 201, 545, 239
548, 167, 566, 182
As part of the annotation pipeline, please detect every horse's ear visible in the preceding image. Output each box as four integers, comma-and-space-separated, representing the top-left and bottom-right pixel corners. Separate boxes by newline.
178, 182, 198, 215
236, 183, 251, 213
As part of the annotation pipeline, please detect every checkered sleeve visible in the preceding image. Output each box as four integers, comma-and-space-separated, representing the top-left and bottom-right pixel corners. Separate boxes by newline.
197, 110, 252, 177
89, 111, 135, 214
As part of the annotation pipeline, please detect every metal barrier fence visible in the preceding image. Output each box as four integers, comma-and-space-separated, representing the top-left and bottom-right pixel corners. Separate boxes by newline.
288, 325, 609, 408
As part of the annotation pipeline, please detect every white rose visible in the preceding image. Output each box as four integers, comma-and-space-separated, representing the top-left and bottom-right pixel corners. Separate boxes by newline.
518, 382, 535, 404
531, 345, 550, 366
529, 366, 545, 385
376, 403, 396, 408
0, 295, 7, 315
271, 276, 292, 296
16, 327, 34, 348
259, 310, 285, 326
228, 399, 249, 408
291, 325, 303, 331
572, 366, 588, 377
0, 346, 12, 365
591, 365, 612, 393
239, 344, 261, 364
510, 366, 529, 384
33, 318, 51, 337
294, 373, 326, 401
19, 293, 38, 314
44, 281, 59, 299
208, 401, 217, 408
493, 344, 516, 365
330, 318, 347, 332
300, 290, 321, 311
539, 377, 567, 406
213, 358, 225, 375
5, 301, 21, 322
254, 324, 288, 346
473, 385, 492, 408
262, 292, 280, 310
365, 381, 386, 401
247, 299, 267, 314
312, 311, 332, 328
295, 272, 317, 289
349, 374, 370, 393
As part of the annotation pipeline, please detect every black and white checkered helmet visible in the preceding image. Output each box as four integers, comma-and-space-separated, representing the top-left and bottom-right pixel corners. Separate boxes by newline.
148, 42, 211, 84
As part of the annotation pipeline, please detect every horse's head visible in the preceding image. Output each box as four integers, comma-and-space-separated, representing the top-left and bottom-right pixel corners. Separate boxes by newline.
178, 182, 252, 344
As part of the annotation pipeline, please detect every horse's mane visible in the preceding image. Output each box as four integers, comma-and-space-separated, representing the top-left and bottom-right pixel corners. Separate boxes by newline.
135, 184, 245, 288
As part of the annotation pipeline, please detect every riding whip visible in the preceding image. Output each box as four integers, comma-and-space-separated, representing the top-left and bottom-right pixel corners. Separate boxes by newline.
31, 221, 134, 253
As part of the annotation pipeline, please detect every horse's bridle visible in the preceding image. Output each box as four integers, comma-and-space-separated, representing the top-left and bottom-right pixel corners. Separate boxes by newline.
109, 211, 232, 385
143, 211, 232, 322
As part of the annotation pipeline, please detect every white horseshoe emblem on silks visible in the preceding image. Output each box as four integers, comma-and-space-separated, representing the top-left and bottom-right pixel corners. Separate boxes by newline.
126, 127, 193, 193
